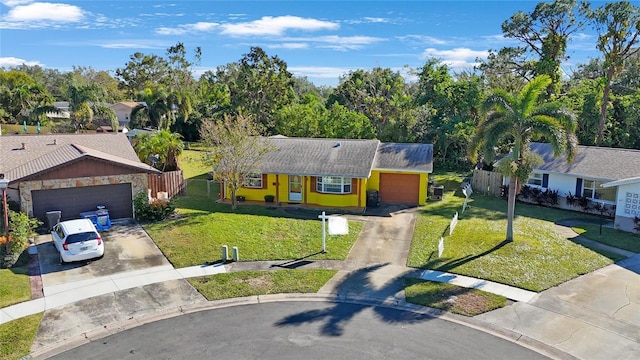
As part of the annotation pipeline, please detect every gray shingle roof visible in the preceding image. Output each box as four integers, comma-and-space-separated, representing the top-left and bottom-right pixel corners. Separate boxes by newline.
531, 142, 640, 181
374, 143, 433, 172
256, 137, 434, 177
260, 137, 380, 177
0, 133, 158, 182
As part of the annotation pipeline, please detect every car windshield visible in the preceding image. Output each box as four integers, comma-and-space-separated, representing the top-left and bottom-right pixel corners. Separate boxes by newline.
66, 232, 98, 244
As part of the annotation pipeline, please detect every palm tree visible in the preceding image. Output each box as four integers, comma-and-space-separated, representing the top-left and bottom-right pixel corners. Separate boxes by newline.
469, 75, 578, 242
130, 87, 170, 130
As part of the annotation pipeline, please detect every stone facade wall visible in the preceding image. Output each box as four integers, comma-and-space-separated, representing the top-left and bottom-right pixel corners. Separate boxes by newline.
19, 174, 148, 217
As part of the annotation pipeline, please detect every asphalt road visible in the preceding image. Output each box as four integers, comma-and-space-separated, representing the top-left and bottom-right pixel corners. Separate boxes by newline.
50, 301, 549, 360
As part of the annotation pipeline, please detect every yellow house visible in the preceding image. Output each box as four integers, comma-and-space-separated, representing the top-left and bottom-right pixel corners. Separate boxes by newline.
221, 137, 433, 210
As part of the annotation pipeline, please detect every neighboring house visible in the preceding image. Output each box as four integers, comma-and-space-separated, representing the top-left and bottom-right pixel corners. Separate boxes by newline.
46, 101, 71, 120
224, 137, 434, 210
109, 102, 142, 127
524, 142, 640, 232
0, 133, 160, 223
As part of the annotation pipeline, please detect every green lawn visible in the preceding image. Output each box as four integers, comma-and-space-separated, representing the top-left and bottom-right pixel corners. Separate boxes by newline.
189, 269, 336, 300
403, 278, 507, 316
0, 313, 42, 360
572, 224, 640, 253
145, 196, 364, 268
408, 172, 613, 292
179, 149, 212, 179
0, 267, 31, 308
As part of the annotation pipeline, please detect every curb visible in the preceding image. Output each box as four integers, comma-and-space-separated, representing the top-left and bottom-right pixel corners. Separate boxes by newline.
28, 293, 577, 360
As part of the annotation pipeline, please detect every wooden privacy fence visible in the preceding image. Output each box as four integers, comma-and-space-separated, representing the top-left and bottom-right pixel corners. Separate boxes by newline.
472, 169, 503, 197
148, 170, 186, 199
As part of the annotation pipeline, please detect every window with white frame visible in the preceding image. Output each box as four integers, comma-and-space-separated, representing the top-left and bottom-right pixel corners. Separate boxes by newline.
316, 176, 352, 194
582, 179, 616, 202
527, 173, 543, 186
243, 173, 263, 188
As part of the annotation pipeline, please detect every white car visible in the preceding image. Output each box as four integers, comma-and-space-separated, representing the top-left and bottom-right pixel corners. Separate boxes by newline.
51, 219, 105, 264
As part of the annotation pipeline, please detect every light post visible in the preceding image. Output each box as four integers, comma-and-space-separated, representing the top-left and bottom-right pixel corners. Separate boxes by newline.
0, 174, 10, 254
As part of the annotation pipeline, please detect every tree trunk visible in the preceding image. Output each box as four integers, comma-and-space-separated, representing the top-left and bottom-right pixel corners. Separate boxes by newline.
506, 176, 517, 242
230, 187, 237, 210
596, 68, 614, 145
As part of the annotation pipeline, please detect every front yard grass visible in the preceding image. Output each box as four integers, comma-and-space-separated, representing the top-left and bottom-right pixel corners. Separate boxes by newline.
189, 269, 336, 300
0, 267, 31, 308
145, 196, 364, 268
0, 313, 43, 360
572, 224, 640, 253
408, 172, 613, 292
403, 278, 507, 316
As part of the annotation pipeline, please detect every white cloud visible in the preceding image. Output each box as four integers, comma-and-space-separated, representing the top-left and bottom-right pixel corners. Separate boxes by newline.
399, 34, 448, 45
314, 35, 385, 51
220, 16, 338, 36
3, 2, 84, 22
363, 17, 388, 23
0, 56, 44, 67
267, 43, 309, 49
1, 0, 33, 6
156, 21, 218, 35
422, 48, 490, 69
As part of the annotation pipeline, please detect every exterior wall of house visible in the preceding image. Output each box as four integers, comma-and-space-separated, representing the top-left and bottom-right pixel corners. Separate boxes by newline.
231, 174, 365, 208
32, 158, 145, 180
612, 183, 640, 233
367, 169, 429, 206
546, 173, 578, 196
18, 174, 148, 217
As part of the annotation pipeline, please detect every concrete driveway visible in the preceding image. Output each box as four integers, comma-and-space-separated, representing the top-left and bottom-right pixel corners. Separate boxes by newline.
31, 219, 206, 353
36, 218, 173, 288
477, 254, 640, 359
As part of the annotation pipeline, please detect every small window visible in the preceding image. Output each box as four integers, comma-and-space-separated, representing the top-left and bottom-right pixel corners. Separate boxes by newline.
527, 173, 543, 186
243, 174, 263, 188
583, 179, 616, 202
316, 176, 351, 194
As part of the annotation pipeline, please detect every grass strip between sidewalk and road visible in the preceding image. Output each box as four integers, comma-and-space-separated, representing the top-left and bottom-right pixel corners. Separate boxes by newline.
188, 269, 337, 300
0, 313, 43, 360
403, 278, 507, 316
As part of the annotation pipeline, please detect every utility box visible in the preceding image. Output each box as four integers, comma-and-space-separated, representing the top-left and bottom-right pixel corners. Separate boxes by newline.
432, 185, 444, 201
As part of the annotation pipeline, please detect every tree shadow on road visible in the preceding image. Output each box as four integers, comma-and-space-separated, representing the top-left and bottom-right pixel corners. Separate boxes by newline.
273, 263, 435, 336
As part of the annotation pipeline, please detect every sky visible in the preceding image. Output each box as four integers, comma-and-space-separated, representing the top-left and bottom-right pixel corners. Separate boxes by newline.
0, 0, 619, 87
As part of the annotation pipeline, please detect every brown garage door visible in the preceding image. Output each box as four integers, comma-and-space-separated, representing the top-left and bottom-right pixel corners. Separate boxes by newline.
379, 173, 420, 204
32, 183, 133, 221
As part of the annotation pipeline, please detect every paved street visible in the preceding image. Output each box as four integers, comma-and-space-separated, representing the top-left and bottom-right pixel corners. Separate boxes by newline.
48, 301, 550, 360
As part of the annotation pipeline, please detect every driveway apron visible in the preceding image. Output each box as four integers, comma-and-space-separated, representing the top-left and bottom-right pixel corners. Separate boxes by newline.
318, 205, 419, 301
31, 220, 207, 353
476, 254, 640, 360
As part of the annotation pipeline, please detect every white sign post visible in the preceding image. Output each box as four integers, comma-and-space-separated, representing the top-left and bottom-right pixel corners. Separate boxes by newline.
449, 212, 459, 236
462, 183, 473, 214
438, 236, 444, 258
318, 211, 328, 253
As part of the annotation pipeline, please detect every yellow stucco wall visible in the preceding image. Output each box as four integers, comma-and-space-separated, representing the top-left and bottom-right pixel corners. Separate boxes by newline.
229, 172, 429, 207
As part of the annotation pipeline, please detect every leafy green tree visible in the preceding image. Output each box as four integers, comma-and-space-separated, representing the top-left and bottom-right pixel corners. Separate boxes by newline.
132, 130, 184, 171
199, 114, 273, 210
65, 81, 115, 132
469, 75, 578, 242
0, 70, 56, 124
581, 1, 640, 145
130, 86, 172, 130
500, 0, 582, 97
414, 60, 484, 167
328, 67, 412, 141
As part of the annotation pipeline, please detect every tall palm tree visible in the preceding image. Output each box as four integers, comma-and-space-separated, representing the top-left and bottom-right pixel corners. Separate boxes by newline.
130, 87, 170, 130
469, 75, 578, 242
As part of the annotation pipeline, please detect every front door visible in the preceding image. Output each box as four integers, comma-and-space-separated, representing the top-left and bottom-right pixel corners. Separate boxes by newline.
289, 175, 303, 202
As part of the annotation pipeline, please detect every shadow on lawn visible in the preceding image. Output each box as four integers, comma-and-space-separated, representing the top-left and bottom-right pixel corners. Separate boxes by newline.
419, 240, 513, 272
274, 263, 436, 336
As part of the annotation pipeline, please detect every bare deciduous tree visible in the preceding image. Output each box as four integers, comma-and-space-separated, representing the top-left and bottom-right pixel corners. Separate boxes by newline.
199, 114, 273, 210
